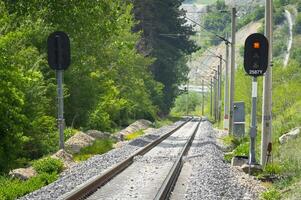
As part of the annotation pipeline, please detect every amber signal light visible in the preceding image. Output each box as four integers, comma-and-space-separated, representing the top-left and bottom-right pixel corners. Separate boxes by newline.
253, 42, 260, 49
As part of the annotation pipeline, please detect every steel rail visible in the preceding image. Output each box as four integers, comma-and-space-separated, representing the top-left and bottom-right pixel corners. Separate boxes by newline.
154, 118, 201, 200
61, 117, 193, 200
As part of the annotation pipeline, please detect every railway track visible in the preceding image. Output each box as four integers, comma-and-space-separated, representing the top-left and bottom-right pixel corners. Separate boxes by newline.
61, 117, 201, 200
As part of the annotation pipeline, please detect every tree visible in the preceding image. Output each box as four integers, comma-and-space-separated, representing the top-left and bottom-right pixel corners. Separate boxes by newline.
132, 0, 197, 115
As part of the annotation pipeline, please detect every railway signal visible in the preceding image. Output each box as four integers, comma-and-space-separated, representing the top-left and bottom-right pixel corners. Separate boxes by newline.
47, 31, 71, 149
244, 33, 269, 167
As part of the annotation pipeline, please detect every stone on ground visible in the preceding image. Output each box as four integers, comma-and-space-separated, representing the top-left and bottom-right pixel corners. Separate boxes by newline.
86, 130, 111, 140
231, 156, 249, 167
65, 132, 95, 154
51, 149, 76, 169
9, 167, 37, 180
117, 119, 152, 140
279, 127, 300, 144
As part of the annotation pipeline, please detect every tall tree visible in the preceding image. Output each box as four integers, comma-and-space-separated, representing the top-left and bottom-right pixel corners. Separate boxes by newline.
133, 0, 197, 114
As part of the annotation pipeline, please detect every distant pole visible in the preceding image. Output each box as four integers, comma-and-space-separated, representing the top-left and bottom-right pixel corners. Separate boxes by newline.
250, 77, 258, 165
261, 0, 273, 167
186, 82, 189, 116
57, 70, 65, 149
210, 78, 213, 117
214, 72, 218, 122
229, 7, 236, 134
224, 39, 230, 130
202, 79, 204, 116
218, 59, 222, 122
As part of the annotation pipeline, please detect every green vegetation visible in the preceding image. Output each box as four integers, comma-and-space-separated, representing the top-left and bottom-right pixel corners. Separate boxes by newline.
0, 157, 63, 200
171, 92, 203, 116
153, 116, 182, 128
32, 157, 64, 175
73, 139, 114, 162
184, 0, 217, 5
0, 0, 196, 175
125, 130, 145, 141
0, 173, 58, 200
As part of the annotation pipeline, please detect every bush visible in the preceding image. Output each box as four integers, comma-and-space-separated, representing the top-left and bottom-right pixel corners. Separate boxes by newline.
32, 157, 64, 174
261, 188, 281, 200
125, 130, 144, 141
73, 139, 113, 161
0, 173, 58, 200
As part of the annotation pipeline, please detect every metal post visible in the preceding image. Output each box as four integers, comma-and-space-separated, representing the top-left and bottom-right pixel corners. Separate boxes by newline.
261, 0, 273, 167
229, 7, 236, 134
202, 79, 204, 116
186, 83, 189, 116
250, 77, 258, 165
214, 72, 218, 121
218, 60, 222, 122
210, 78, 213, 117
56, 70, 65, 149
224, 40, 230, 130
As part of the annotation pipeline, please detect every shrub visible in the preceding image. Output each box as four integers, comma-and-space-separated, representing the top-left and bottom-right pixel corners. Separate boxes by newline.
261, 188, 281, 200
125, 130, 144, 141
0, 173, 58, 200
32, 157, 64, 174
73, 139, 113, 161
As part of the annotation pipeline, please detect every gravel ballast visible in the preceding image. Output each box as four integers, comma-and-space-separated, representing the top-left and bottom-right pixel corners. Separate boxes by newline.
174, 121, 265, 200
20, 120, 185, 200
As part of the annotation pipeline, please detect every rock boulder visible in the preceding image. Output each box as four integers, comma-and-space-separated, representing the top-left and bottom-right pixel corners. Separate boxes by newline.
86, 130, 111, 140
279, 127, 301, 144
9, 167, 37, 180
51, 149, 76, 169
65, 132, 95, 154
117, 119, 152, 140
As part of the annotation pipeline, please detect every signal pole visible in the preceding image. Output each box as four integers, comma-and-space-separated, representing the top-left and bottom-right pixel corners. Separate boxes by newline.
261, 0, 273, 167
229, 7, 236, 134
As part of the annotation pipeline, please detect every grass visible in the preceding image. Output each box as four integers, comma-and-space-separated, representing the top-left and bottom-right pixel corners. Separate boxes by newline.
153, 116, 182, 128
0, 173, 58, 200
73, 139, 113, 161
125, 130, 144, 141
0, 157, 64, 200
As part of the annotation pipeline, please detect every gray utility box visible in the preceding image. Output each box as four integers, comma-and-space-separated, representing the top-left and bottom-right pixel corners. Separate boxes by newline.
233, 102, 245, 137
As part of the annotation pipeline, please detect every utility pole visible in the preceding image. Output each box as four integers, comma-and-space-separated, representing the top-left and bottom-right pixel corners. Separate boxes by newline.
210, 77, 213, 118
224, 39, 230, 130
261, 0, 273, 167
186, 82, 189, 116
202, 79, 205, 116
214, 71, 218, 122
229, 7, 236, 135
218, 59, 222, 122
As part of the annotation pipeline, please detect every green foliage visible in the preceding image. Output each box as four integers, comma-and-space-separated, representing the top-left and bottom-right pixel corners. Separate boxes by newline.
237, 6, 265, 29
0, 0, 173, 172
32, 157, 64, 174
73, 139, 113, 161
201, 1, 231, 45
0, 173, 58, 200
133, 0, 197, 114
261, 188, 282, 200
125, 130, 144, 141
294, 13, 301, 34
171, 92, 203, 115
153, 116, 182, 128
